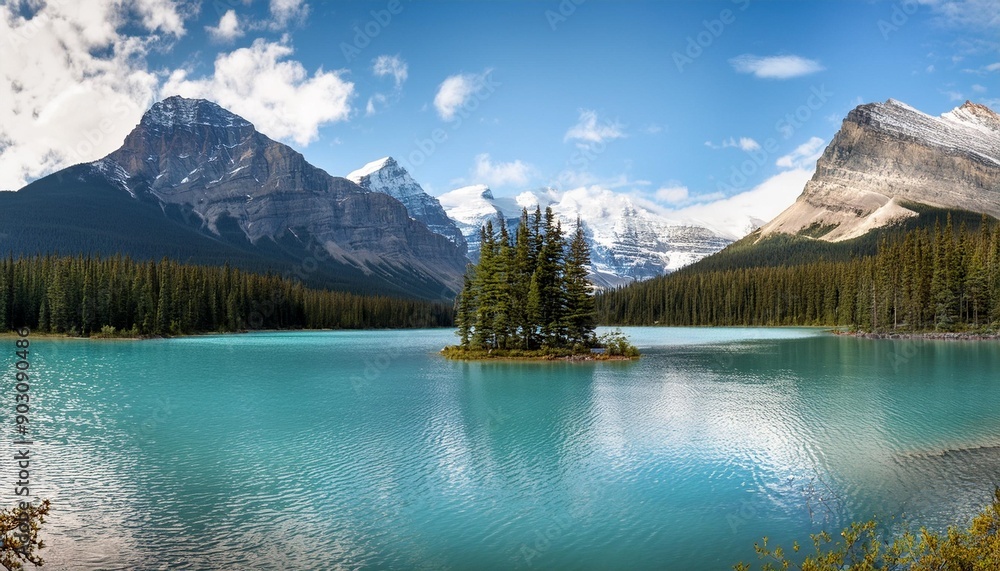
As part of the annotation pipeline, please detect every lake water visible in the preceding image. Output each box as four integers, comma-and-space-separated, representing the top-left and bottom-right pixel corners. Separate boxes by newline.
10, 327, 1000, 570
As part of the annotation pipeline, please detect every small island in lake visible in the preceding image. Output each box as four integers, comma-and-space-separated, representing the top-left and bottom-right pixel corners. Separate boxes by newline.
442, 207, 639, 361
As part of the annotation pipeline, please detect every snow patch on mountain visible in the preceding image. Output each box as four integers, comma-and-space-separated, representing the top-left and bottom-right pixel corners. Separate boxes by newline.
347, 157, 467, 253
143, 95, 252, 130
439, 184, 732, 287
759, 99, 1000, 242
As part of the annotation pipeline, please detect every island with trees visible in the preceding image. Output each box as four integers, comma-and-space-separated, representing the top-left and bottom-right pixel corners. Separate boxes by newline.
443, 206, 639, 360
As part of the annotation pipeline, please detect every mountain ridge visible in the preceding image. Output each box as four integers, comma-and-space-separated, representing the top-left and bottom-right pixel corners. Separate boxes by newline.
346, 156, 468, 254
759, 99, 1000, 242
0, 96, 469, 300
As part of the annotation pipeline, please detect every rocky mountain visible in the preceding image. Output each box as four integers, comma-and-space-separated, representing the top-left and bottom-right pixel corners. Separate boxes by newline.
346, 157, 467, 254
437, 184, 523, 258
0, 96, 468, 299
437, 184, 732, 288
759, 99, 1000, 242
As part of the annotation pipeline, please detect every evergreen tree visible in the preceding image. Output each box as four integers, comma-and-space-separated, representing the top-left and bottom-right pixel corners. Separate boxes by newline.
453, 207, 599, 353
455, 271, 475, 347
536, 208, 566, 346
472, 221, 499, 349
512, 209, 536, 348
563, 219, 597, 345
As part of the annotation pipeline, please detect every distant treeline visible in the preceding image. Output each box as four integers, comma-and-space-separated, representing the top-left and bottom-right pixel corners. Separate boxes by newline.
597, 216, 1000, 332
0, 255, 453, 335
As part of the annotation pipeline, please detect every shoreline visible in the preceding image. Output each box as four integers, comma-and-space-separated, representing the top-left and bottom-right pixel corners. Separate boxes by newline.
0, 327, 455, 341
441, 353, 640, 362
835, 330, 1000, 341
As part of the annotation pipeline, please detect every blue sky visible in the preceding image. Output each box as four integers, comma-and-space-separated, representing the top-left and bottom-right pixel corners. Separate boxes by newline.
1, 0, 997, 234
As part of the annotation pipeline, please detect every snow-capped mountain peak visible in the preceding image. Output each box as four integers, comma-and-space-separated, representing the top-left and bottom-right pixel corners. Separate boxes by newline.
941, 101, 1000, 134
439, 184, 732, 287
142, 96, 252, 131
759, 98, 1000, 242
346, 157, 467, 252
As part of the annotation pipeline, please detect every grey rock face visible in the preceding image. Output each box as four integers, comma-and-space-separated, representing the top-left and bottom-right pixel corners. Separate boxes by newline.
347, 157, 468, 255
92, 96, 468, 293
760, 99, 1000, 242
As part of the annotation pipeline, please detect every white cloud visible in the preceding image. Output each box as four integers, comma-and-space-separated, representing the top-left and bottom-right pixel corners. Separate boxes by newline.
674, 168, 814, 239
564, 110, 626, 145
472, 153, 534, 188
163, 39, 354, 147
730, 54, 825, 79
373, 55, 408, 87
655, 186, 689, 204
270, 0, 309, 28
536, 162, 813, 241
987, 63, 1000, 72
366, 93, 387, 116
776, 137, 826, 169
705, 138, 733, 150
366, 56, 407, 116
662, 138, 826, 238
0, 0, 169, 189
132, 0, 188, 37
921, 0, 1000, 30
943, 89, 965, 101
705, 137, 760, 151
972, 84, 988, 93
433, 69, 494, 121
206, 10, 243, 42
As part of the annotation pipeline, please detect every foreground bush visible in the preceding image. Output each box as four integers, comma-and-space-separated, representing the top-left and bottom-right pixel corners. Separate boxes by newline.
736, 488, 1000, 570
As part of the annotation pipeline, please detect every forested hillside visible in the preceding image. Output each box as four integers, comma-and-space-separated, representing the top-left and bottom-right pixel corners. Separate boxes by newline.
0, 255, 453, 336
597, 216, 1000, 332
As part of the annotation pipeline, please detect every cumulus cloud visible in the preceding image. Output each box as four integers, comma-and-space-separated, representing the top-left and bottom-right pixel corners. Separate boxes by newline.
373, 55, 408, 87
665, 138, 826, 238
730, 54, 825, 79
434, 69, 494, 121
270, 0, 309, 28
163, 39, 354, 147
206, 9, 243, 42
564, 110, 626, 147
655, 186, 690, 204
0, 0, 175, 189
674, 169, 813, 239
134, 0, 188, 37
776, 137, 826, 169
472, 154, 534, 188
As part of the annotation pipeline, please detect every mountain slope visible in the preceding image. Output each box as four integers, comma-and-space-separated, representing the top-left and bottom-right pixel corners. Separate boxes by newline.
347, 157, 468, 254
437, 184, 732, 287
437, 184, 523, 258
0, 96, 467, 299
759, 99, 1000, 242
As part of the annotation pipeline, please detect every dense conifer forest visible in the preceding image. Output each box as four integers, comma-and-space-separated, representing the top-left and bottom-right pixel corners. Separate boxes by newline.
0, 255, 453, 336
597, 216, 1000, 332
449, 206, 605, 355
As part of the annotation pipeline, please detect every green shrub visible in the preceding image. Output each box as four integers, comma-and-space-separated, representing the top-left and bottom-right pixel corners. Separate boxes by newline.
736, 487, 1000, 571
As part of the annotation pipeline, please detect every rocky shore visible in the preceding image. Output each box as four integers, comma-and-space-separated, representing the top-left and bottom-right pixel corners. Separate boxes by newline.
838, 330, 1000, 341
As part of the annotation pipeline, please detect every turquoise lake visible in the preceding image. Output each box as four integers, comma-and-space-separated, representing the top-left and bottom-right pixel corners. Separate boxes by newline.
9, 327, 1000, 570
